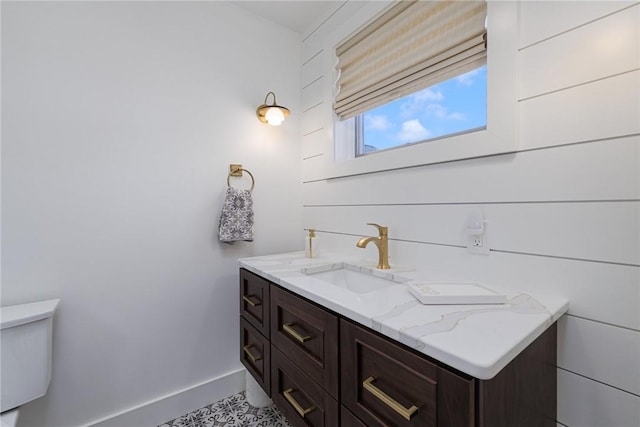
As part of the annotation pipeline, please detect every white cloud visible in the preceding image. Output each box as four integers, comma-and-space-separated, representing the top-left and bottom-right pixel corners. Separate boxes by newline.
365, 114, 392, 131
397, 119, 431, 143
456, 69, 481, 86
427, 104, 465, 120
414, 88, 444, 101
400, 88, 444, 117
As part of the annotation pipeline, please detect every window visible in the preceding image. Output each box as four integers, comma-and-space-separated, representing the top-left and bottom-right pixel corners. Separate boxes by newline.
357, 64, 487, 155
324, 1, 517, 179
335, 0, 488, 157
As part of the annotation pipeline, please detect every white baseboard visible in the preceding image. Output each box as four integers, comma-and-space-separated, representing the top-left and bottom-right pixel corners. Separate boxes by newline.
84, 368, 246, 427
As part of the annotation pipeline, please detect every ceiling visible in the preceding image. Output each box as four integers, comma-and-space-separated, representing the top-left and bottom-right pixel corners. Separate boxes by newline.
231, 1, 343, 34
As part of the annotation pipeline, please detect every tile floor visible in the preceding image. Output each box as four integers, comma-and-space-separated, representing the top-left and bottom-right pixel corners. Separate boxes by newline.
158, 392, 292, 427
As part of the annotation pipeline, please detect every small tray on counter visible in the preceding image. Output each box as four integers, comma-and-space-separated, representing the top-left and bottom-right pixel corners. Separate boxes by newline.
407, 281, 507, 305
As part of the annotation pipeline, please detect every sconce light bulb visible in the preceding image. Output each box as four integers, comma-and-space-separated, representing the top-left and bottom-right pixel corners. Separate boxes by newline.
265, 107, 285, 126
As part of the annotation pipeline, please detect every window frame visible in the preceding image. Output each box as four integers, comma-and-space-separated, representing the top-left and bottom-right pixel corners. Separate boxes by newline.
322, 1, 518, 180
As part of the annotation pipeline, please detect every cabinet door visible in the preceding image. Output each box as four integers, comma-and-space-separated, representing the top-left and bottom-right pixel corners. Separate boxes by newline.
270, 285, 339, 397
239, 268, 270, 337
341, 319, 474, 427
271, 346, 338, 427
341, 406, 367, 427
240, 316, 270, 396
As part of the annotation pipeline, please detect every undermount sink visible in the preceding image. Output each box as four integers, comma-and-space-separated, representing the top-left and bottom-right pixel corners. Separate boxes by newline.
302, 264, 404, 294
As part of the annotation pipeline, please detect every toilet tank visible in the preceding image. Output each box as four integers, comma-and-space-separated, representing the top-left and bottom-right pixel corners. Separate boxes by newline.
1, 299, 60, 412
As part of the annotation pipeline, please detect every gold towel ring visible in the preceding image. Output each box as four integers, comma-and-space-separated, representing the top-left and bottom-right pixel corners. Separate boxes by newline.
227, 167, 255, 191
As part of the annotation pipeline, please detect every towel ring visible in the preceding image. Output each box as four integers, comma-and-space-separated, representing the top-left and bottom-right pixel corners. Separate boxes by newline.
227, 167, 255, 191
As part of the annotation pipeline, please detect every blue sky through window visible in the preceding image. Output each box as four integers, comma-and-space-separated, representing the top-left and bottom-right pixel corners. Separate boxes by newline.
362, 65, 487, 152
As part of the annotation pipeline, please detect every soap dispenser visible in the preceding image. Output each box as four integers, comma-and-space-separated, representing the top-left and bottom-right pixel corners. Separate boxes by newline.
306, 229, 318, 258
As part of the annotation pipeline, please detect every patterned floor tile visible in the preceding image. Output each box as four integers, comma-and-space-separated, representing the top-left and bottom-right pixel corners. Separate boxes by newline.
158, 391, 291, 427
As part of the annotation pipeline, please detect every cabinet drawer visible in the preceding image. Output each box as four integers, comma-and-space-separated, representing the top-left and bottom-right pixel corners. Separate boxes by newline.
240, 316, 270, 396
341, 406, 367, 427
270, 285, 339, 397
272, 346, 338, 427
341, 319, 474, 427
240, 268, 270, 337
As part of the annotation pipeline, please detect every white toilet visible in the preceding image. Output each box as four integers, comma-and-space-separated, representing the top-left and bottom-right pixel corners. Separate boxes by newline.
1, 299, 60, 427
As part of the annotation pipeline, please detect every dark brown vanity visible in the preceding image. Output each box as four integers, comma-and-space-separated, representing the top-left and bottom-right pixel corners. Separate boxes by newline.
239, 268, 557, 427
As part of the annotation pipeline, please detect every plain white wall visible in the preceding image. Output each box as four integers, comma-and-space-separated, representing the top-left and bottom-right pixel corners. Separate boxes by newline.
1, 1, 302, 426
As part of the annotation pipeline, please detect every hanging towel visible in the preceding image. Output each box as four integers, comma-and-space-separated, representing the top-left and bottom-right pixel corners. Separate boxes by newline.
218, 187, 254, 243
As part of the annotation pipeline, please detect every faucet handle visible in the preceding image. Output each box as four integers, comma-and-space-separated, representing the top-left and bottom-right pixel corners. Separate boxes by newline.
366, 223, 388, 236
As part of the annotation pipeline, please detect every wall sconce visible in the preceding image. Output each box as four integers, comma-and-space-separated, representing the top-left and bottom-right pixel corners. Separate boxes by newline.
256, 92, 290, 126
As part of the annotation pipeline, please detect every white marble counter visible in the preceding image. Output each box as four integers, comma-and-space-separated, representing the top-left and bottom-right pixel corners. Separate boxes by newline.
238, 251, 569, 380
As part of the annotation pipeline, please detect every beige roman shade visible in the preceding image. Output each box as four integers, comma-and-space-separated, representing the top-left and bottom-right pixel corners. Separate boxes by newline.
334, 0, 487, 120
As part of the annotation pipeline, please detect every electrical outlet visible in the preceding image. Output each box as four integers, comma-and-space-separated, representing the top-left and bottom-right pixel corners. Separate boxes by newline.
471, 236, 484, 247
467, 221, 490, 255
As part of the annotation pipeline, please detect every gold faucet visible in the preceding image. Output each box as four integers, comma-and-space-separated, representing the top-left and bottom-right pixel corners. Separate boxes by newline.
356, 223, 390, 269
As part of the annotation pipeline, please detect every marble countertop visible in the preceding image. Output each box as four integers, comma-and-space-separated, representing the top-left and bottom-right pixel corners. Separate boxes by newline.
238, 251, 569, 380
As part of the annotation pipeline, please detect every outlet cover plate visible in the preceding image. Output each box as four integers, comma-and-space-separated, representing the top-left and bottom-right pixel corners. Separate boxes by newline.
467, 222, 490, 255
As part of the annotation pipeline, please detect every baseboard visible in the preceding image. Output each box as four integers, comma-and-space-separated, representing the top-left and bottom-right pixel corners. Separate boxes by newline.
84, 368, 246, 427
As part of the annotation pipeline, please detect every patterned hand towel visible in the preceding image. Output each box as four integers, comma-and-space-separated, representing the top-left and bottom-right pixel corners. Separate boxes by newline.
218, 187, 254, 243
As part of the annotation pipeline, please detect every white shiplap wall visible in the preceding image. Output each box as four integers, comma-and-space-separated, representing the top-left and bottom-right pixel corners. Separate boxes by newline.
299, 1, 640, 426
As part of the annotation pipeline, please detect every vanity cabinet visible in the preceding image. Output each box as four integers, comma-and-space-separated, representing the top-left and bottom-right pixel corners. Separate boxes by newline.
239, 268, 557, 427
270, 285, 339, 398
239, 268, 270, 337
341, 406, 367, 427
341, 320, 473, 427
271, 346, 339, 426
269, 283, 340, 426
239, 317, 270, 394
239, 269, 271, 394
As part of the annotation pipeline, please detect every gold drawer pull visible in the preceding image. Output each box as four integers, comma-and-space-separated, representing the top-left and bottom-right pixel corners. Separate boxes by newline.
363, 376, 419, 421
242, 295, 261, 307
283, 322, 311, 343
283, 388, 315, 417
242, 345, 262, 363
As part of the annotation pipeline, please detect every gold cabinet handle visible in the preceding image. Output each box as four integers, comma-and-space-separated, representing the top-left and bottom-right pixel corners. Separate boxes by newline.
283, 322, 311, 343
242, 345, 262, 363
242, 295, 261, 307
283, 388, 315, 417
363, 376, 419, 421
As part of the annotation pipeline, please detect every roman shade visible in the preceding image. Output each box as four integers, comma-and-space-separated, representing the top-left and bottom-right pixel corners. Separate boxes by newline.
334, 0, 487, 120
